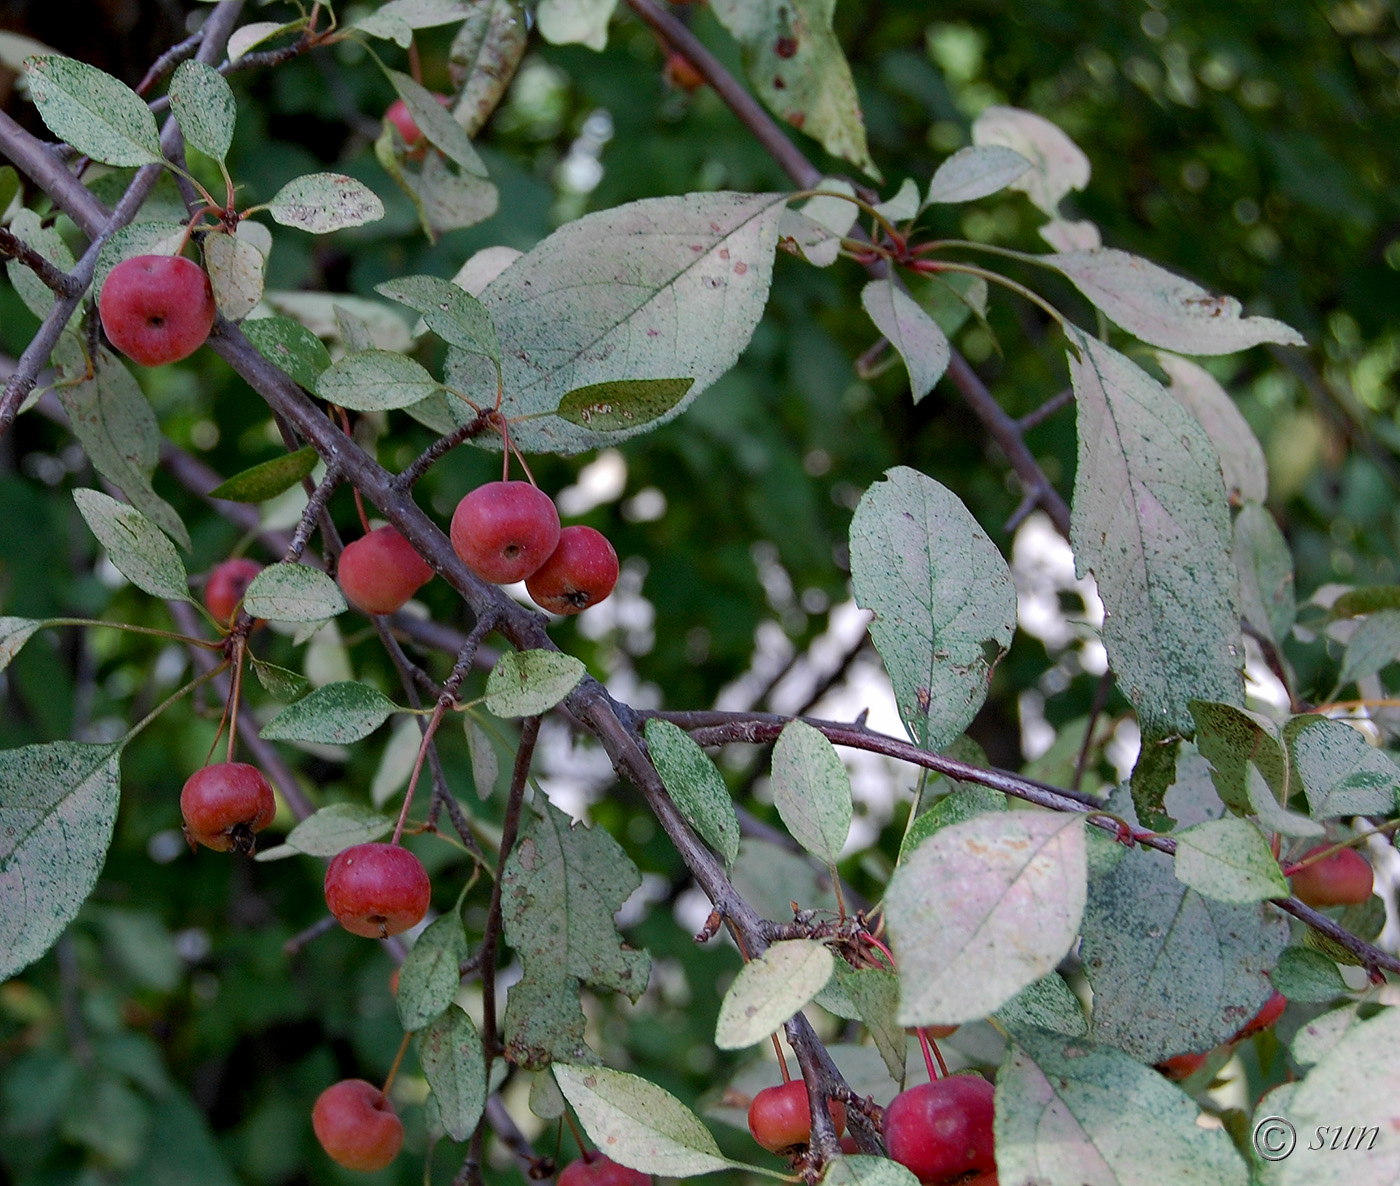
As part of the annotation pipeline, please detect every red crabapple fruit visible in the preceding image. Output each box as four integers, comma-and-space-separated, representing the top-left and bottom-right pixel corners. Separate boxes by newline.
1235, 989, 1287, 1040
312, 1078, 403, 1172
180, 762, 276, 854
450, 481, 561, 584
882, 1075, 996, 1184
99, 255, 217, 367
324, 842, 431, 938
204, 557, 263, 625
1289, 845, 1373, 908
663, 52, 705, 92
747, 1080, 847, 1154
338, 525, 434, 615
558, 1154, 653, 1186
526, 525, 619, 615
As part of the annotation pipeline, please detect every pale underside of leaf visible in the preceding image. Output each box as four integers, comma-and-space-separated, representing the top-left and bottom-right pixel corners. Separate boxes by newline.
971, 105, 1090, 217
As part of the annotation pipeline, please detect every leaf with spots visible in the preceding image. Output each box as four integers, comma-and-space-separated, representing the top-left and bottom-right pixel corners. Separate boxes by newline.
501, 799, 650, 1068
259, 682, 399, 745
0, 741, 123, 981
714, 939, 833, 1050
418, 1005, 486, 1141
556, 378, 695, 433
448, 0, 528, 137
73, 488, 190, 602
24, 55, 161, 167
264, 173, 385, 234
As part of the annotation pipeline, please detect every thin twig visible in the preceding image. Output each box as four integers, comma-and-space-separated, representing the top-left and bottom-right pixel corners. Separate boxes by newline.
0, 228, 82, 297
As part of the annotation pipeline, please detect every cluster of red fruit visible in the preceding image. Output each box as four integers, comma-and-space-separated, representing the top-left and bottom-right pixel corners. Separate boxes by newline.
746, 1074, 996, 1184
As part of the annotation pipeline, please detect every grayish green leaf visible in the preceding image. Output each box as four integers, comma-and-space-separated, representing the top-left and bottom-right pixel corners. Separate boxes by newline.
996, 1030, 1249, 1186
316, 349, 439, 412
398, 912, 471, 1031
270, 803, 394, 859
209, 447, 319, 503
24, 55, 161, 166
849, 466, 1017, 750
888, 812, 1087, 1025
1235, 502, 1296, 647
1188, 700, 1286, 813
823, 1156, 920, 1186
873, 178, 919, 221
0, 742, 122, 980
375, 130, 499, 242
1246, 761, 1324, 838
265, 173, 385, 233
242, 562, 346, 622
1285, 715, 1399, 818
832, 964, 906, 1080
553, 1063, 734, 1177
899, 785, 1006, 865
1069, 333, 1243, 738
925, 145, 1030, 205
644, 719, 739, 868
448, 0, 528, 137
484, 651, 585, 718
464, 716, 500, 799
386, 69, 489, 177
1081, 838, 1288, 1062
0, 618, 42, 675
556, 378, 696, 432
1173, 817, 1289, 903
732, 838, 838, 922
1158, 352, 1268, 504
5, 208, 74, 320
241, 316, 334, 390
227, 20, 305, 60
73, 488, 189, 601
249, 657, 310, 702
971, 105, 1089, 217
418, 1005, 487, 1141
168, 61, 235, 162
1335, 608, 1400, 691
536, 0, 617, 50
377, 274, 500, 361
1270, 946, 1347, 1004
860, 279, 950, 402
260, 682, 398, 744
203, 229, 266, 321
994, 973, 1088, 1037
1051, 250, 1305, 355
770, 720, 851, 864
715, 939, 833, 1050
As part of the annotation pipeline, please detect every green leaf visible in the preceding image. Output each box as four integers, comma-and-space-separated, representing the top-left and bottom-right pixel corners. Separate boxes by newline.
315, 349, 439, 412
168, 60, 235, 162
398, 912, 471, 1031
418, 1005, 487, 1142
779, 181, 857, 267
249, 657, 310, 702
73, 488, 190, 601
376, 274, 500, 362
823, 1156, 920, 1186
448, 0, 528, 137
1284, 716, 1399, 818
556, 378, 696, 432
1270, 946, 1347, 1004
0, 165, 20, 215
860, 279, 950, 402
209, 447, 318, 504
260, 681, 399, 744
241, 316, 334, 390
1068, 333, 1243, 739
830, 964, 906, 1080
1333, 607, 1400, 690
464, 716, 500, 799
264, 173, 385, 233
54, 343, 191, 550
386, 69, 489, 178
553, 1063, 735, 1177
227, 20, 306, 61
996, 1030, 1249, 1186
1245, 762, 1324, 839
1273, 1006, 1399, 1186
357, 0, 477, 36
993, 972, 1089, 1037
925, 145, 1031, 205
899, 784, 1007, 864
1332, 586, 1400, 618
1235, 503, 1296, 647
971, 105, 1090, 218
374, 128, 499, 242
24, 55, 162, 166
501, 800, 650, 1068
1173, 817, 1289, 903
715, 939, 834, 1050
887, 811, 1087, 1026
203, 225, 267, 322
241, 562, 346, 622
0, 617, 42, 675
644, 719, 739, 868
484, 650, 585, 717
1158, 353, 1269, 505
708, 0, 878, 178
5, 208, 74, 320
536, 0, 617, 49
267, 803, 394, 859
1080, 837, 1289, 1062
1049, 249, 1305, 355
770, 720, 851, 865
1188, 700, 1286, 813
849, 467, 1017, 751
467, 191, 785, 453
0, 741, 122, 981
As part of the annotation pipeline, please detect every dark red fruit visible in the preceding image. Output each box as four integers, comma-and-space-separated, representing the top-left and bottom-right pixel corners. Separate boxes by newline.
204, 557, 262, 625
1235, 989, 1287, 1040
324, 842, 431, 938
558, 1153, 653, 1186
1156, 1051, 1209, 1081
312, 1078, 403, 1172
99, 254, 216, 367
747, 1080, 847, 1154
525, 525, 619, 615
883, 1076, 996, 1184
338, 525, 434, 615
450, 481, 561, 584
180, 761, 276, 853
663, 52, 705, 91
1289, 845, 1373, 908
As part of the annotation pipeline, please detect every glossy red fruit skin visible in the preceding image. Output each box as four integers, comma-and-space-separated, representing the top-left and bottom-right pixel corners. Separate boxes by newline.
312, 1078, 403, 1172
747, 1080, 847, 1154
324, 842, 431, 938
1289, 845, 1373, 907
180, 762, 276, 853
338, 526, 434, 614
1156, 1051, 1209, 1081
450, 481, 561, 584
204, 557, 263, 625
99, 255, 216, 367
526, 525, 620, 615
1235, 989, 1287, 1040
558, 1154, 653, 1186
883, 1076, 996, 1184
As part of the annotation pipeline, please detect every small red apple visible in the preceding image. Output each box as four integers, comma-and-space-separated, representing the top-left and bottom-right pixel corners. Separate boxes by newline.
312, 1078, 403, 1171
99, 254, 217, 366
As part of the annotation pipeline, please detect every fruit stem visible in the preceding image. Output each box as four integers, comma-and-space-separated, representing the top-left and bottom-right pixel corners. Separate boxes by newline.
916, 1028, 948, 1080
380, 1030, 412, 1098
225, 637, 246, 763
862, 934, 898, 971
391, 698, 447, 845
562, 1109, 591, 1161
771, 1033, 791, 1083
